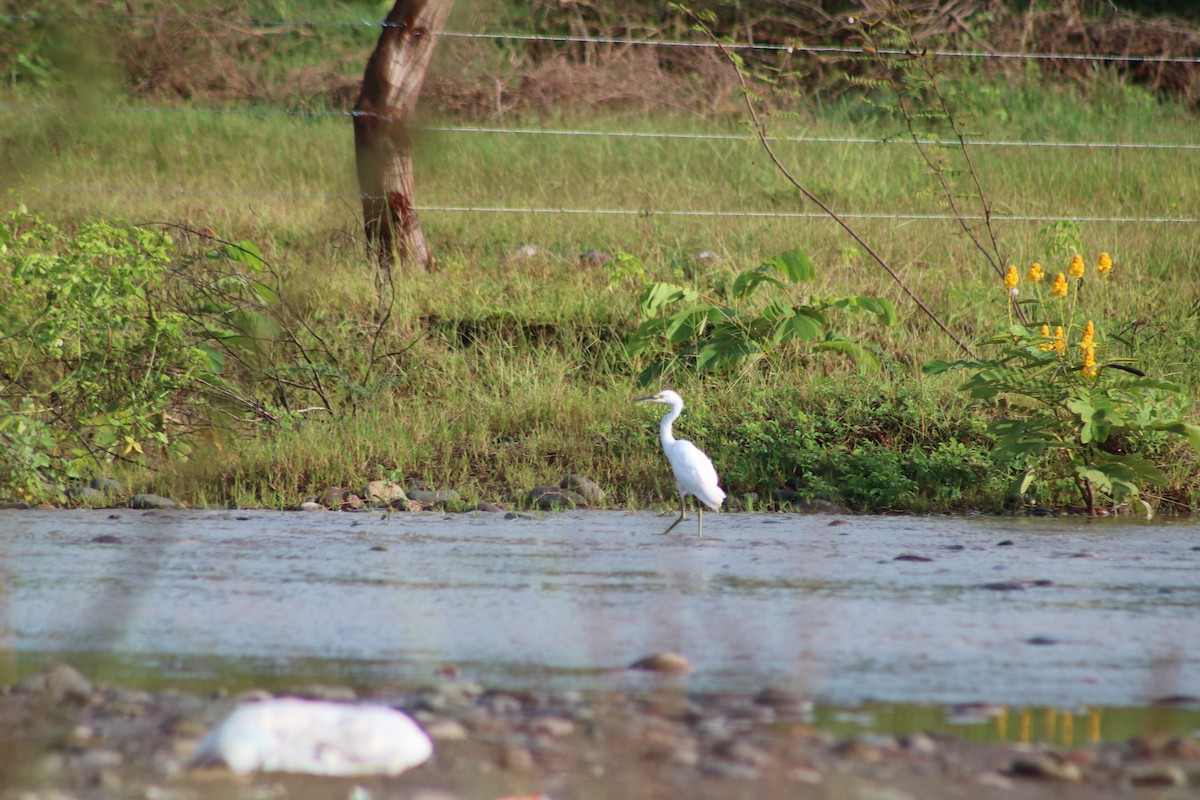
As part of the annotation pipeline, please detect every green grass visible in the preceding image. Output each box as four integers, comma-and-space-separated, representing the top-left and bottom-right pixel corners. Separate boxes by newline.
3, 17, 1200, 512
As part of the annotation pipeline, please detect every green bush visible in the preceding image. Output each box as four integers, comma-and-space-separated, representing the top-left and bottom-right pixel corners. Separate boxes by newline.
0, 209, 284, 501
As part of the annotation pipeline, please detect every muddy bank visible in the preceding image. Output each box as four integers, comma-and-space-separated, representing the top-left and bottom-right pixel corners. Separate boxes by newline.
4, 663, 1200, 800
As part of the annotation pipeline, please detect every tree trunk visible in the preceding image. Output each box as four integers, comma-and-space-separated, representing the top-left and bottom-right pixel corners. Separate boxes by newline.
353, 0, 453, 270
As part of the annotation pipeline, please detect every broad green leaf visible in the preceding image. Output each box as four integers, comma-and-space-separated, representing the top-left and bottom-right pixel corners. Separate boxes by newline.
853, 296, 898, 326
812, 339, 879, 371
637, 283, 695, 318
779, 312, 823, 343
731, 269, 784, 300
224, 240, 266, 271
762, 249, 816, 283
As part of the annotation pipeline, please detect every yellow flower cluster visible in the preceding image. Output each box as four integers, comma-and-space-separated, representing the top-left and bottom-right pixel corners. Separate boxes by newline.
1069, 255, 1086, 279
1050, 272, 1068, 297
1038, 324, 1065, 353
1097, 252, 1113, 274
1078, 320, 1097, 376
1028, 262, 1044, 282
1004, 265, 1020, 290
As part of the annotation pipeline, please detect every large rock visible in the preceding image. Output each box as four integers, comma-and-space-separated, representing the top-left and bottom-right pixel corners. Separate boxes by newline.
14, 663, 94, 704
364, 481, 409, 506
128, 494, 181, 510
527, 486, 585, 510
560, 474, 605, 504
189, 698, 432, 776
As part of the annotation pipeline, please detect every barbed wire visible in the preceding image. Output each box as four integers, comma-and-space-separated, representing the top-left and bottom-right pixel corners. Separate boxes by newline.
3, 12, 1200, 66
2, 104, 1197, 153
31, 186, 1199, 225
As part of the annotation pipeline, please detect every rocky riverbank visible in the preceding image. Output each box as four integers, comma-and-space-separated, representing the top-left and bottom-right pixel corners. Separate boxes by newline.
4, 663, 1198, 800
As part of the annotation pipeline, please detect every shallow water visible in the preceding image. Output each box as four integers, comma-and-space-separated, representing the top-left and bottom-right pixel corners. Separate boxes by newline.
1, 509, 1198, 717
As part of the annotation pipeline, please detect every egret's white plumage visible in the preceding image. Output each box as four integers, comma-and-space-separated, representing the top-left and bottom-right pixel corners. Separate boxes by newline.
634, 389, 726, 538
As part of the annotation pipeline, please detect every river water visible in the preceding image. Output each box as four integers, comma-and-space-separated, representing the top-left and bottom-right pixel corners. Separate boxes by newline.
1, 509, 1198, 716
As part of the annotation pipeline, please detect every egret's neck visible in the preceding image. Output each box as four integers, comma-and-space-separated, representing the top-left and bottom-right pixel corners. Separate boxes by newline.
659, 404, 681, 447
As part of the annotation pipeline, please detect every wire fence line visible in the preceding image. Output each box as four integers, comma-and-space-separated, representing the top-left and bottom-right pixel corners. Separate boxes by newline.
28, 187, 1200, 225
3, 104, 1199, 153
4, 11, 1200, 66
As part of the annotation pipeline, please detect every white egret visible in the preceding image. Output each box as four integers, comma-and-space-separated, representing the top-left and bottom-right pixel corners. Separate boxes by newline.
634, 389, 726, 538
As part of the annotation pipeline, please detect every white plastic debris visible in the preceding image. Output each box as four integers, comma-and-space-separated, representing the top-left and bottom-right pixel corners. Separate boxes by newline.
189, 697, 433, 776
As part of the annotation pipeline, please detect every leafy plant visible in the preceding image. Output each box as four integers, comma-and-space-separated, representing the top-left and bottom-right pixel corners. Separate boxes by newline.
926, 248, 1200, 515
625, 248, 896, 386
0, 209, 318, 500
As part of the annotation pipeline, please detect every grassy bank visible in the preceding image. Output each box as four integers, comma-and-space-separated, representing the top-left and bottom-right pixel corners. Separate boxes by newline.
2, 3, 1200, 514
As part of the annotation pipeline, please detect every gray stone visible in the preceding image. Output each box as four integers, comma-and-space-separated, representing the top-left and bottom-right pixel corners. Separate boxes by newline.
296, 501, 324, 512
14, 663, 94, 704
408, 489, 462, 507
128, 494, 181, 510
365, 480, 409, 505
475, 501, 504, 512
1008, 754, 1082, 782
320, 486, 349, 508
527, 486, 584, 510
1124, 764, 1186, 787
65, 486, 106, 506
629, 652, 692, 674
560, 474, 605, 504
89, 477, 125, 494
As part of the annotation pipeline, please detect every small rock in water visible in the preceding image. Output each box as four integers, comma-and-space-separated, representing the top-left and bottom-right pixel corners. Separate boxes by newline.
296, 501, 324, 512
1026, 636, 1059, 646
407, 488, 461, 507
128, 494, 181, 510
893, 553, 933, 562
188, 697, 432, 776
90, 534, 122, 544
629, 652, 693, 674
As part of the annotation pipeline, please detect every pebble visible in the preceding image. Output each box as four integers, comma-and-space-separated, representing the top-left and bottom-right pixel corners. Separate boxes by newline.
499, 743, 535, 772
1007, 753, 1082, 781
1124, 764, 1186, 787
528, 715, 576, 738
628, 652, 693, 674
423, 718, 469, 741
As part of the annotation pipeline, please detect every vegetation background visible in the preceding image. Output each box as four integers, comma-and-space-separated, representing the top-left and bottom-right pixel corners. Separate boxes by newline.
2, 0, 1200, 514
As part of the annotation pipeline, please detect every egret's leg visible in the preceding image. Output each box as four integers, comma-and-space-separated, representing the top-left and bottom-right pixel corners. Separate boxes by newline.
662, 496, 687, 534
697, 506, 704, 540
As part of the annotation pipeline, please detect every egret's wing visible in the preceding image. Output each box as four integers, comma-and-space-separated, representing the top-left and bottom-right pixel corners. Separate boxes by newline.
668, 439, 726, 509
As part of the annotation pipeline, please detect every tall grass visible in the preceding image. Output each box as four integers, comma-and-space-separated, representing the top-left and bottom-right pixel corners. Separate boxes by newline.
3, 35, 1199, 511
